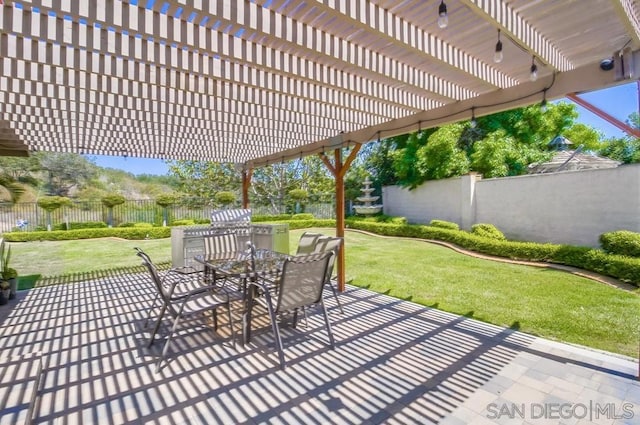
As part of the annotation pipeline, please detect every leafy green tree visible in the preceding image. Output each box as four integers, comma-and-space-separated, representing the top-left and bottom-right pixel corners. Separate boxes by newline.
415, 124, 470, 182
288, 188, 308, 213
101, 194, 125, 227
563, 124, 605, 153
470, 130, 551, 177
166, 161, 240, 207
214, 191, 236, 208
0, 174, 25, 204
0, 156, 40, 183
37, 152, 97, 196
155, 194, 177, 227
37, 196, 72, 231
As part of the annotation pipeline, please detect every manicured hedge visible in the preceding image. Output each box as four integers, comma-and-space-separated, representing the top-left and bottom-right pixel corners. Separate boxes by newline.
600, 230, 640, 258
429, 219, 460, 231
53, 221, 108, 231
291, 213, 315, 220
471, 223, 506, 240
345, 220, 640, 286
253, 214, 293, 222
6, 216, 640, 285
3, 227, 171, 242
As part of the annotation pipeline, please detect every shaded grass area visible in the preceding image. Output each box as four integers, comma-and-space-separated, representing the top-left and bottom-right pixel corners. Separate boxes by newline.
8, 230, 640, 356
17, 274, 40, 290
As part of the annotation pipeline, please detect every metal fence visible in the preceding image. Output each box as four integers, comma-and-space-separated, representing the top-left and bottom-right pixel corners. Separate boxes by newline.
0, 200, 336, 233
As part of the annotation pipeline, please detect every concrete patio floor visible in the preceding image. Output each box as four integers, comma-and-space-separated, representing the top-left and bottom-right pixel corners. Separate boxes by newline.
0, 268, 639, 424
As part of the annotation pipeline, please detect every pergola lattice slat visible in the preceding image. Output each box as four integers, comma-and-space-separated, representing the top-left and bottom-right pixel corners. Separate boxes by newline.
0, 0, 637, 163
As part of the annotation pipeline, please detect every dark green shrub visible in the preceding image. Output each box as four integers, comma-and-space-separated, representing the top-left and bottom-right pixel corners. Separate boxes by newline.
133, 222, 154, 228
3, 227, 171, 242
194, 218, 210, 224
171, 219, 196, 226
600, 230, 640, 257
430, 219, 459, 231
54, 221, 108, 231
118, 222, 136, 228
291, 213, 314, 220
344, 220, 640, 286
253, 214, 293, 222
348, 214, 407, 225
471, 223, 506, 240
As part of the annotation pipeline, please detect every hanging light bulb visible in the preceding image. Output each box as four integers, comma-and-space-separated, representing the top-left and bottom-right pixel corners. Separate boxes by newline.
494, 30, 503, 63
470, 107, 477, 128
540, 90, 548, 112
437, 1, 448, 29
530, 56, 538, 82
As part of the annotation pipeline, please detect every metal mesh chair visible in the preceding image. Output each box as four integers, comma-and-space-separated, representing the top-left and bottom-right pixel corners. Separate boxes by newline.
135, 247, 205, 329
295, 231, 323, 255
203, 233, 240, 286
249, 251, 334, 369
137, 249, 234, 372
312, 236, 345, 314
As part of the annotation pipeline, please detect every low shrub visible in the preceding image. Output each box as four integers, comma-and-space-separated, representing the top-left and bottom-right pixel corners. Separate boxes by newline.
429, 219, 459, 231
53, 221, 108, 231
2, 227, 171, 242
194, 218, 211, 224
348, 214, 407, 225
291, 213, 314, 220
118, 222, 136, 228
471, 223, 506, 240
133, 222, 154, 228
345, 220, 640, 286
600, 230, 640, 257
171, 219, 196, 226
253, 214, 293, 222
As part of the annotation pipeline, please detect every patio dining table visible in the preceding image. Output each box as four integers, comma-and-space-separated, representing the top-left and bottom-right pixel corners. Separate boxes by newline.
194, 248, 289, 345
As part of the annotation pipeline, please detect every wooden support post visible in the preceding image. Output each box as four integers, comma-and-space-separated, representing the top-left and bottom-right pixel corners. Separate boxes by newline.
242, 168, 253, 209
319, 144, 361, 292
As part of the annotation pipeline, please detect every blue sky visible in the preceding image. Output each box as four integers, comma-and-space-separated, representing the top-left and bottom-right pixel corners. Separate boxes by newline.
91, 82, 639, 176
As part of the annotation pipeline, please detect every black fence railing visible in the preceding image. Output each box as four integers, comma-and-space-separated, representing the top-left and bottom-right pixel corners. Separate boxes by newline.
0, 200, 336, 233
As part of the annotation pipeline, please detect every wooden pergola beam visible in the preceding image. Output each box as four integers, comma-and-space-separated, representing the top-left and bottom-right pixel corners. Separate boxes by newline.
242, 168, 253, 209
320, 144, 362, 291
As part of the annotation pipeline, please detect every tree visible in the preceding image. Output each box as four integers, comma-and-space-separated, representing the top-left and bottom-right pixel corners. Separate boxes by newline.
101, 194, 125, 227
415, 124, 470, 182
37, 196, 72, 231
155, 193, 177, 227
166, 161, 240, 207
470, 130, 550, 177
0, 174, 25, 204
563, 124, 605, 153
37, 152, 97, 196
288, 188, 308, 213
214, 191, 236, 209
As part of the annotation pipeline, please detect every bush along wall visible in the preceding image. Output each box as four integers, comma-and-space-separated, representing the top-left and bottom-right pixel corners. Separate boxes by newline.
344, 220, 640, 287
4, 215, 640, 286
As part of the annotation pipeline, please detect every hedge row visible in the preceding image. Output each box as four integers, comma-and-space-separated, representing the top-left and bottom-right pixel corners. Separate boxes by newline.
6, 217, 640, 286
600, 230, 640, 258
3, 227, 171, 242
345, 220, 640, 286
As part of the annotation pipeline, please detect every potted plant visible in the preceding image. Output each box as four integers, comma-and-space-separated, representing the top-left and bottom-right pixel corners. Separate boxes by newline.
0, 281, 8, 305
0, 242, 17, 300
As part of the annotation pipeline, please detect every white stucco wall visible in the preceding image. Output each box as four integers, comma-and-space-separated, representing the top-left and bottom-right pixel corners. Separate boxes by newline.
382, 164, 640, 247
383, 177, 463, 225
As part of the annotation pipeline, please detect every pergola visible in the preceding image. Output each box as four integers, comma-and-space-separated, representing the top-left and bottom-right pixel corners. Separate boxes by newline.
0, 0, 639, 288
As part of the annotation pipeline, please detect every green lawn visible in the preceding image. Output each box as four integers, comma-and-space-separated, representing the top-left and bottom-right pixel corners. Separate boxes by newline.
9, 229, 640, 357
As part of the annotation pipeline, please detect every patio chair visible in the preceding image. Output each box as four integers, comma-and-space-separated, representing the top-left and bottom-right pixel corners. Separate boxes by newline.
312, 236, 345, 314
295, 231, 323, 255
248, 251, 335, 369
135, 248, 205, 329
203, 232, 240, 286
138, 250, 234, 372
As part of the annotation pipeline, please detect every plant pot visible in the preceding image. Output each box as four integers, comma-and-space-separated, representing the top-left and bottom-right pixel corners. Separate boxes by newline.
8, 277, 17, 300
0, 290, 7, 305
